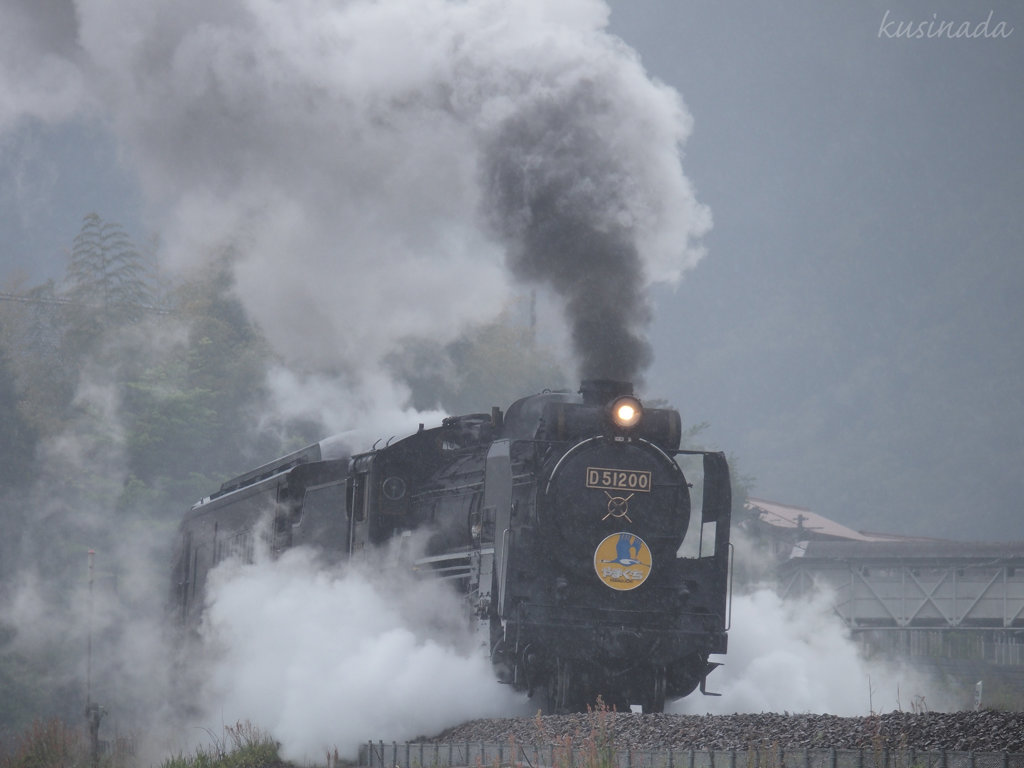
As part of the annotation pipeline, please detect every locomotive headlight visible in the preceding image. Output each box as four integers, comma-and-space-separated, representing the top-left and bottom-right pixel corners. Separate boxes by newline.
610, 395, 643, 428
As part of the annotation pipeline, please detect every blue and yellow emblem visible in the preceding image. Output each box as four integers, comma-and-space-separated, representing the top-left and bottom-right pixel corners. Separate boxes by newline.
594, 532, 652, 591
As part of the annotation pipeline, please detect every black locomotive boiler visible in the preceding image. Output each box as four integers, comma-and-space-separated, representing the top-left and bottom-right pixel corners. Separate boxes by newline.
173, 379, 733, 712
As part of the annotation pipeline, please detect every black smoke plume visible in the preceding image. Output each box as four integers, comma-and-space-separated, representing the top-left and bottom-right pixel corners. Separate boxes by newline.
482, 82, 653, 381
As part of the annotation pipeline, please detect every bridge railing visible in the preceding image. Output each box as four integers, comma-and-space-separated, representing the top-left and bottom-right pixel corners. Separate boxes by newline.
358, 742, 1024, 768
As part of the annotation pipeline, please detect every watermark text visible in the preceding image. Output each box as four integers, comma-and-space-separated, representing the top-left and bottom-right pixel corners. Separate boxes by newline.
878, 10, 1014, 39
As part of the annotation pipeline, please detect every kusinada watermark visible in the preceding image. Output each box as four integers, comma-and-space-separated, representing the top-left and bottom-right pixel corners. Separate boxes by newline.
879, 10, 1014, 39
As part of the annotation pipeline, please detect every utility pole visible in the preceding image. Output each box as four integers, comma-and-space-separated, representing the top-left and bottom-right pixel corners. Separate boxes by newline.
85, 550, 105, 768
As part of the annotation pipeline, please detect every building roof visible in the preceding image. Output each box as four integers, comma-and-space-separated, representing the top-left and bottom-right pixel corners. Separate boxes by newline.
794, 538, 1024, 562
745, 497, 907, 543
747, 497, 1024, 561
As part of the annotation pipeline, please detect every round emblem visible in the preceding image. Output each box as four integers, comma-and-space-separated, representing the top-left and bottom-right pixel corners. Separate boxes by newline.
382, 476, 406, 500
602, 491, 634, 521
593, 532, 652, 591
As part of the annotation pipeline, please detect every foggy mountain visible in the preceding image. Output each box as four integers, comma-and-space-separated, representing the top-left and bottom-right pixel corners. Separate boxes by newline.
1, 0, 1021, 543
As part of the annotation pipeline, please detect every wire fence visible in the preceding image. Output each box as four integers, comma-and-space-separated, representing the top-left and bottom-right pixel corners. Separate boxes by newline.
358, 742, 1024, 768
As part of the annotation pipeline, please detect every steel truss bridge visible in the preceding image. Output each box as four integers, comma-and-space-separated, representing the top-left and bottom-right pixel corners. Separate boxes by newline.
778, 540, 1024, 638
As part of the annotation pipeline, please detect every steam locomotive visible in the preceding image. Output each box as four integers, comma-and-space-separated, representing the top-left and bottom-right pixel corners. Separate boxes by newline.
172, 379, 733, 712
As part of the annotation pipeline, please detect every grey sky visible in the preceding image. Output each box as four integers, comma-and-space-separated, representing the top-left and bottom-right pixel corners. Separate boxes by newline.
609, 0, 1023, 538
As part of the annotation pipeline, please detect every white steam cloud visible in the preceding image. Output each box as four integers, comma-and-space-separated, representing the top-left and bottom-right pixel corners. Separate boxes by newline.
2, 0, 708, 403
263, 365, 449, 439
671, 587, 954, 716
0, 356, 186, 760
0, 1, 85, 128
1, 0, 711, 756
199, 547, 526, 762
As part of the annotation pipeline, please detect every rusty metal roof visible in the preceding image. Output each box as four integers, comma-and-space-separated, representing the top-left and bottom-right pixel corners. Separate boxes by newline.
747, 497, 1024, 561
745, 497, 908, 543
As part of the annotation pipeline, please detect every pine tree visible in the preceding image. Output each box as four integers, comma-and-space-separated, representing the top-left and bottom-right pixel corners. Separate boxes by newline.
0, 328, 36, 488
62, 213, 152, 355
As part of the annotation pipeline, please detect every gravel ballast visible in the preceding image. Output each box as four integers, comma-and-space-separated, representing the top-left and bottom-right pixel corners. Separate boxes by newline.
425, 711, 1024, 753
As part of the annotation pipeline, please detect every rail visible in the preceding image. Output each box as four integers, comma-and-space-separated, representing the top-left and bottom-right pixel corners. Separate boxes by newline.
358, 742, 1024, 768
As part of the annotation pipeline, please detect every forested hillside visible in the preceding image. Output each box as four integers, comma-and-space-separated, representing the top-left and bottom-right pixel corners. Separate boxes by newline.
0, 214, 317, 735
0, 214, 579, 739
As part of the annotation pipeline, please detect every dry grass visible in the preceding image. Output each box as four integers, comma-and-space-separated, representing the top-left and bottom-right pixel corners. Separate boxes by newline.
159, 722, 285, 768
1, 719, 84, 768
1, 719, 284, 768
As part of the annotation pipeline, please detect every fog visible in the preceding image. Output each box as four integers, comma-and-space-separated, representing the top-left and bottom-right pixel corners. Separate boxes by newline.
4, 0, 1021, 538
0, 0, 709, 755
670, 587, 953, 716
0, 0, 1020, 757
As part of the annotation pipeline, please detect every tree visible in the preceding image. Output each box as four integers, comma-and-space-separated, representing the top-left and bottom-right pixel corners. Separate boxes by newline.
0, 280, 76, 440
388, 305, 570, 415
118, 259, 295, 511
0, 331, 36, 489
62, 213, 153, 357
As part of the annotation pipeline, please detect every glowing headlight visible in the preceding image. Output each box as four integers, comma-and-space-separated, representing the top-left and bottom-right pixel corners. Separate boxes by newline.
610, 396, 643, 428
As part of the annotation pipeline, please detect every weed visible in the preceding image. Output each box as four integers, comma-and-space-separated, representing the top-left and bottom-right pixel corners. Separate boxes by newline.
159, 721, 284, 768
1, 719, 84, 768
325, 747, 356, 768
531, 697, 618, 768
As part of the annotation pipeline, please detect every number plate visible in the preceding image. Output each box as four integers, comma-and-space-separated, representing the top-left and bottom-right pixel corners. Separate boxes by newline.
586, 467, 651, 493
